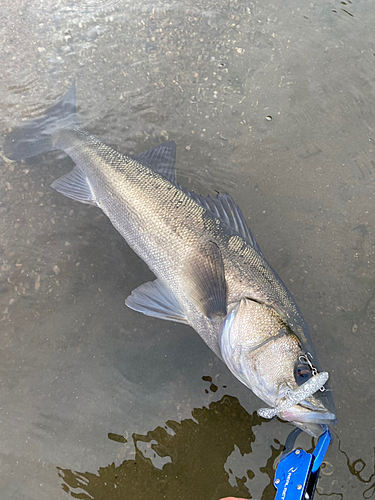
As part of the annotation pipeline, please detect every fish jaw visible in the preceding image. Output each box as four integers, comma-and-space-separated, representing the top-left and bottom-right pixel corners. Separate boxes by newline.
279, 401, 337, 437
220, 298, 337, 433
278, 393, 337, 425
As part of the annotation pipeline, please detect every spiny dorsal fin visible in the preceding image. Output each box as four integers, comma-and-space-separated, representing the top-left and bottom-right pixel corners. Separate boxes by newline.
133, 141, 262, 256
179, 187, 264, 257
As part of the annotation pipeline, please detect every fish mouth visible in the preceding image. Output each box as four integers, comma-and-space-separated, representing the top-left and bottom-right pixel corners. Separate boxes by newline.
278, 401, 337, 437
278, 402, 337, 425
257, 371, 337, 437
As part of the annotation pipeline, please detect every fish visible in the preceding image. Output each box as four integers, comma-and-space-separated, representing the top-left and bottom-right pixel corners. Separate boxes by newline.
3, 84, 337, 436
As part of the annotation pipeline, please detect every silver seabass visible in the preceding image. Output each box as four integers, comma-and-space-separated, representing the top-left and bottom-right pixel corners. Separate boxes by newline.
3, 85, 337, 436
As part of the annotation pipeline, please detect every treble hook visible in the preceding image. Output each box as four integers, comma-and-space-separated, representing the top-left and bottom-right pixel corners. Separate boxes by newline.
298, 352, 327, 391
257, 371, 330, 419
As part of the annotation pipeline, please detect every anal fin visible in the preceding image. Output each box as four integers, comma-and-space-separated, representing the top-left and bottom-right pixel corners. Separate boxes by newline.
51, 166, 98, 206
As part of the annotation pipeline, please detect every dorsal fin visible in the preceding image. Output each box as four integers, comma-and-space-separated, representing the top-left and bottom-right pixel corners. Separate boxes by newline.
179, 187, 264, 257
132, 141, 177, 183
133, 142, 262, 256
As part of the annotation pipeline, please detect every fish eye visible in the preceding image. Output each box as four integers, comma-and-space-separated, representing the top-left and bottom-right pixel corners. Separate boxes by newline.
294, 363, 313, 386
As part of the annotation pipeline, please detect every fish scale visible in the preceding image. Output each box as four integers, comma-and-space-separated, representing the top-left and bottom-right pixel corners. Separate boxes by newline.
3, 83, 337, 436
54, 127, 292, 346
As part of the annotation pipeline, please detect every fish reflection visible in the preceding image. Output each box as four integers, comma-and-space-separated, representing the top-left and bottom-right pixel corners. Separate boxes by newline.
58, 395, 284, 500
56, 392, 373, 499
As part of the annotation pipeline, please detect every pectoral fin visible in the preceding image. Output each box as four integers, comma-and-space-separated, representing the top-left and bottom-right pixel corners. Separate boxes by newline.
125, 279, 188, 324
183, 240, 227, 320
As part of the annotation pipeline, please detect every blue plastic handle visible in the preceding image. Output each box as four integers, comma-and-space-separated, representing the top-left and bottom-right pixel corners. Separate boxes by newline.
274, 427, 332, 500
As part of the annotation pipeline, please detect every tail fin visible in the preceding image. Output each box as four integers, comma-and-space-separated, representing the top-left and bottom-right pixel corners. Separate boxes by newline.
3, 84, 77, 161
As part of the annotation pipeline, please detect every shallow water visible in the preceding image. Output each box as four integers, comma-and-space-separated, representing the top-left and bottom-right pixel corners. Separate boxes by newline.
1, 0, 375, 498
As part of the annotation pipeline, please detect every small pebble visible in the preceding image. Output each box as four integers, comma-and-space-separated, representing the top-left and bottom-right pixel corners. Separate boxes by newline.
35, 275, 41, 290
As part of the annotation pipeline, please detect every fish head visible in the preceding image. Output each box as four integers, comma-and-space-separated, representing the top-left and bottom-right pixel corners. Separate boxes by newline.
220, 298, 337, 436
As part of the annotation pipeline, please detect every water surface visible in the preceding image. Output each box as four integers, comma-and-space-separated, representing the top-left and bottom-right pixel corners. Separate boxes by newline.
1, 0, 375, 498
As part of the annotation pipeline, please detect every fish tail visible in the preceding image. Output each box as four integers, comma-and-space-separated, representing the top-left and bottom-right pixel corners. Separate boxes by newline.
3, 84, 78, 161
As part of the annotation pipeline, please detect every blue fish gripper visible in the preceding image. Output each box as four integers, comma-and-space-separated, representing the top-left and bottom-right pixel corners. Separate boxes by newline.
274, 427, 332, 500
